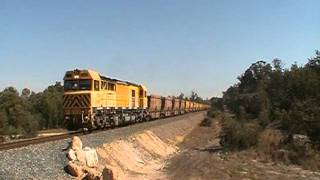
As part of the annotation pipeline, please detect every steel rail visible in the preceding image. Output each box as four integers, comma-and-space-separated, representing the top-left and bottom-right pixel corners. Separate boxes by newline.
0, 111, 206, 151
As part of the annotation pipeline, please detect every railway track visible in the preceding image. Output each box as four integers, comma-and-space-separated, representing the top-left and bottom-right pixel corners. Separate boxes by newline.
0, 111, 206, 151
0, 131, 82, 151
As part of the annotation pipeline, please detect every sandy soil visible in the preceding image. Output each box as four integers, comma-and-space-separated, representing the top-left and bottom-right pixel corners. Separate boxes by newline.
96, 113, 205, 180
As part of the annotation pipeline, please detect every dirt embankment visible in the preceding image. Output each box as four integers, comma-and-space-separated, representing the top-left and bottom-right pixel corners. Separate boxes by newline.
96, 112, 205, 180
166, 117, 320, 180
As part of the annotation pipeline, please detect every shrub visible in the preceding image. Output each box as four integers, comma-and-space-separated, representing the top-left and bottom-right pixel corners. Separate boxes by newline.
299, 153, 320, 171
256, 129, 320, 170
220, 117, 261, 150
207, 109, 218, 118
257, 129, 285, 161
200, 117, 212, 127
285, 135, 320, 170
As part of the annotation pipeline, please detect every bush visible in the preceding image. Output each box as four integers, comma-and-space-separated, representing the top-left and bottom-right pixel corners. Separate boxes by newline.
220, 117, 261, 150
200, 117, 212, 127
298, 154, 320, 171
256, 129, 320, 170
207, 109, 219, 118
257, 129, 285, 161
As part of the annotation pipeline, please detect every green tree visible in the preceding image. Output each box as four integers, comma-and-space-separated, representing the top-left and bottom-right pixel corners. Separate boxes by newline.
178, 93, 184, 99
189, 91, 204, 102
222, 50, 320, 147
0, 87, 41, 136
36, 82, 64, 128
0, 110, 8, 134
21, 88, 31, 99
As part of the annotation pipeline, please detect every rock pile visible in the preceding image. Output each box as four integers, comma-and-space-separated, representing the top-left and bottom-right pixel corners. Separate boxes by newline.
65, 136, 113, 180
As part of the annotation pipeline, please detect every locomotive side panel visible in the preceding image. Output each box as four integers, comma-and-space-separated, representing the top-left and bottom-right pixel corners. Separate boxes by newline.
139, 86, 148, 109
99, 80, 117, 108
128, 85, 140, 109
115, 83, 130, 109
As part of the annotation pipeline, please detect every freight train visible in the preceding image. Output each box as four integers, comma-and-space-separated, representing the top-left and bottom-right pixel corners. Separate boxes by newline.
63, 69, 209, 130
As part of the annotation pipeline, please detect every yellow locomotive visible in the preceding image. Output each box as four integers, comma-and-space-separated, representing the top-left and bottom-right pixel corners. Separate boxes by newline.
63, 69, 147, 129
63, 69, 209, 130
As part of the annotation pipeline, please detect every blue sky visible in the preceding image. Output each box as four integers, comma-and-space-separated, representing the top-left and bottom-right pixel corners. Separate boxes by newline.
0, 0, 319, 98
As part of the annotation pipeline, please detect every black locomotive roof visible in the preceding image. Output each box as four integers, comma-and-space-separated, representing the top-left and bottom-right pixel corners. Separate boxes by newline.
99, 75, 141, 87
99, 75, 118, 82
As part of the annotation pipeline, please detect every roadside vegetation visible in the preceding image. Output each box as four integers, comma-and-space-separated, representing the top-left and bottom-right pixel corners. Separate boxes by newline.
0, 82, 64, 137
216, 51, 320, 170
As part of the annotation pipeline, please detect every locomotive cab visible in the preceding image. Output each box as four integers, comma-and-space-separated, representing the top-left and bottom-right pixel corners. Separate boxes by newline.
63, 69, 98, 129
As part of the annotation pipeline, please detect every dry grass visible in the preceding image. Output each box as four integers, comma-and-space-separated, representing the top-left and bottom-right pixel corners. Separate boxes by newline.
257, 129, 320, 171
257, 129, 286, 162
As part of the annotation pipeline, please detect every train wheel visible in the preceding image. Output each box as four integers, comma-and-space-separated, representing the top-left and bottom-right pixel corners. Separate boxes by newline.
66, 118, 82, 131
66, 120, 74, 131
110, 120, 115, 129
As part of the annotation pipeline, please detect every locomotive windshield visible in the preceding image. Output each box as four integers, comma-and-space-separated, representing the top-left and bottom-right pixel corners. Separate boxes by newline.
64, 80, 92, 91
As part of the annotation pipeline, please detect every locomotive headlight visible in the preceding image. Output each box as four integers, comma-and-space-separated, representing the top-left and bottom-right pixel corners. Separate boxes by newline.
65, 116, 70, 120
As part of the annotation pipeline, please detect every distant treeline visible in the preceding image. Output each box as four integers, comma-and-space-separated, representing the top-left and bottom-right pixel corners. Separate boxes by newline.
0, 82, 64, 137
176, 91, 207, 103
208, 50, 320, 170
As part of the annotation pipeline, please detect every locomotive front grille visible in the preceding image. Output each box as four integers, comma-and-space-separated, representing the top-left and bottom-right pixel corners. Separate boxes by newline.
63, 94, 91, 108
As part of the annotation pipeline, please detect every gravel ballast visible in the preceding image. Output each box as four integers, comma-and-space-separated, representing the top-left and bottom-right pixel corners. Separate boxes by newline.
0, 112, 205, 180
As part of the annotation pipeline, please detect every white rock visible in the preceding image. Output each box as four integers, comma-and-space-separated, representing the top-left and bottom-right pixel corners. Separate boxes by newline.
71, 136, 83, 151
67, 149, 77, 161
293, 134, 310, 147
83, 147, 99, 168
76, 149, 86, 165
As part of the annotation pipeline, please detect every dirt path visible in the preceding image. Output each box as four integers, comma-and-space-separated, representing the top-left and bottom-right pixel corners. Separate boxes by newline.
165, 118, 320, 180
